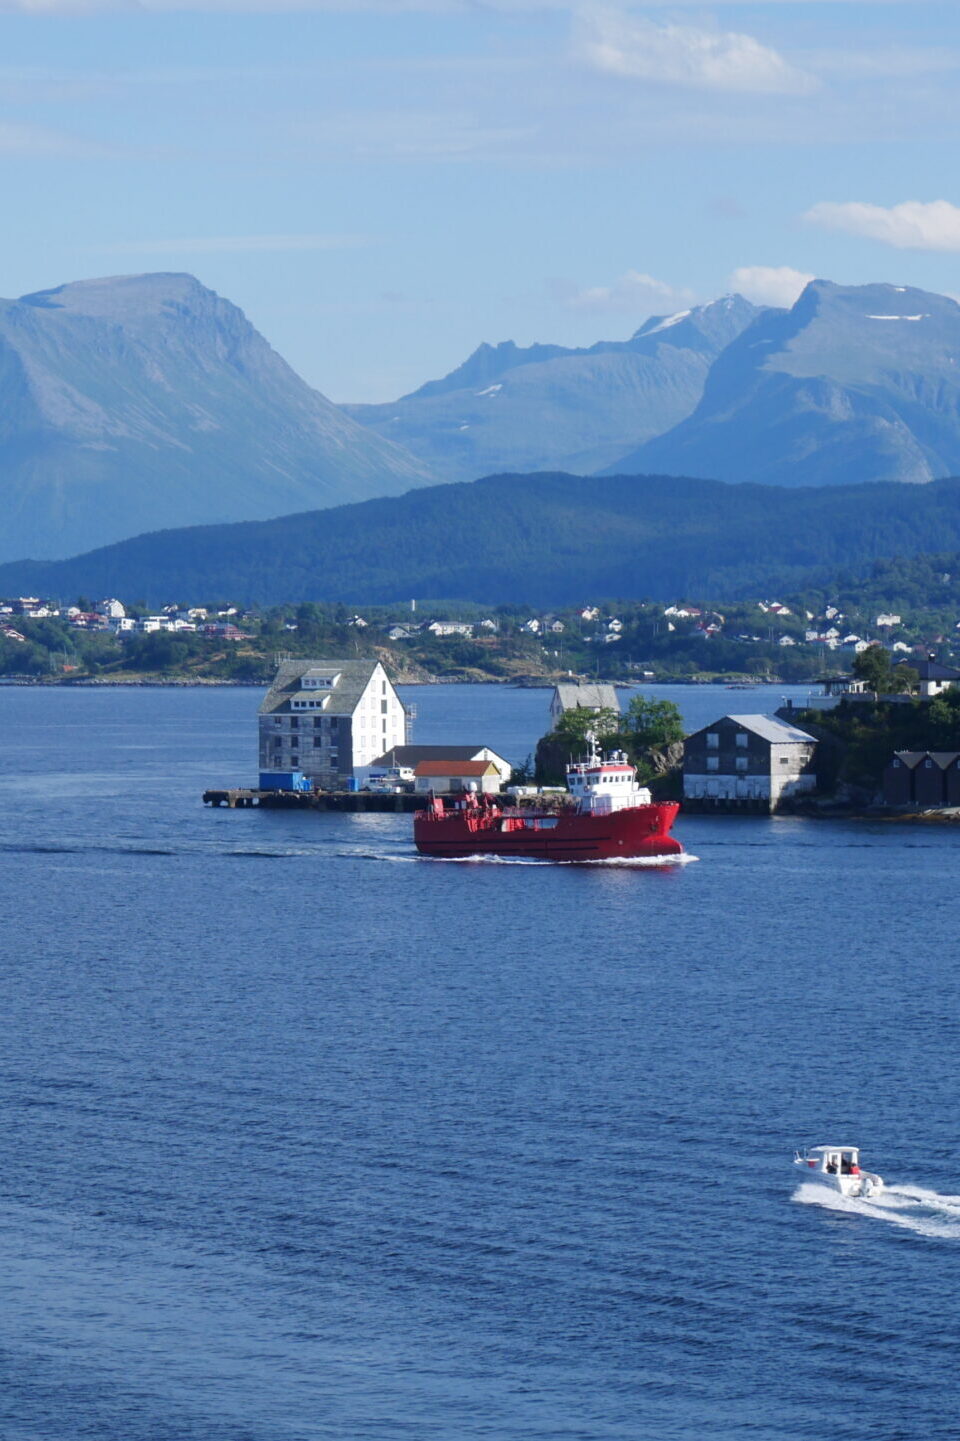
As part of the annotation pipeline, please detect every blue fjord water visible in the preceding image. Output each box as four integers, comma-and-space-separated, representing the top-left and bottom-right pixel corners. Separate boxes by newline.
1, 682, 960, 1440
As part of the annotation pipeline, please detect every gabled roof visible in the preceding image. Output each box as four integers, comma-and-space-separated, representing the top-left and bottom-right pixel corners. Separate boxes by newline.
891, 751, 928, 769
699, 714, 817, 744
414, 759, 499, 777
258, 658, 383, 716
552, 683, 620, 713
892, 750, 960, 769
904, 659, 960, 681
369, 745, 503, 768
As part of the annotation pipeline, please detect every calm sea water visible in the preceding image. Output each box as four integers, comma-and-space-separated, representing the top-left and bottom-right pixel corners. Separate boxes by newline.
1, 682, 959, 1441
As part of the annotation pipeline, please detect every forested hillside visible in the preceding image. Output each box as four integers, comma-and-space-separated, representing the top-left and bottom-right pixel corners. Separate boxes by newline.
5, 470, 960, 607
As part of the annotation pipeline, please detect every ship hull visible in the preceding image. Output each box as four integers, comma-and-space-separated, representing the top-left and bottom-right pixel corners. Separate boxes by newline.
414, 802, 682, 862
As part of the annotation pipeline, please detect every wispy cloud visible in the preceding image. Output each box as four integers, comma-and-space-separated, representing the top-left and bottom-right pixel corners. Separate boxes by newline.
99, 233, 372, 254
0, 120, 111, 155
805, 200, 960, 251
0, 0, 473, 9
728, 265, 813, 308
559, 269, 695, 315
804, 45, 960, 79
577, 11, 817, 96
0, 0, 938, 9
290, 110, 535, 161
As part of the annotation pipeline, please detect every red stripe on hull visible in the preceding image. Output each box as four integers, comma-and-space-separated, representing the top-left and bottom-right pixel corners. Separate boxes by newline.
414, 803, 682, 862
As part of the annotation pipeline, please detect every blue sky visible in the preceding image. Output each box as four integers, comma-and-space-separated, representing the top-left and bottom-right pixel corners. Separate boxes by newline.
2, 1, 960, 400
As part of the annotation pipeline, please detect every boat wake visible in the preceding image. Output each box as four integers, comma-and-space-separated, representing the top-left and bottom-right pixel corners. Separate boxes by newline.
412, 851, 699, 867
794, 1180, 960, 1239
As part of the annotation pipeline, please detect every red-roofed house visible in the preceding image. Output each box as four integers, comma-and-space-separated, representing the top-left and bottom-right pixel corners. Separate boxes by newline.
413, 759, 503, 795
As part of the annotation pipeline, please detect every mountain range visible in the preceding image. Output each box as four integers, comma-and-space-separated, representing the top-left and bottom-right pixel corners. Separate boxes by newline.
6, 470, 960, 608
5, 272, 960, 571
344, 295, 760, 481
0, 273, 432, 563
611, 281, 960, 487
350, 279, 960, 490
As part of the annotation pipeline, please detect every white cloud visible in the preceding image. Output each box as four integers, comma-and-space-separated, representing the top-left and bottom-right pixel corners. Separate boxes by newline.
562, 269, 695, 315
578, 11, 817, 95
728, 265, 814, 308
804, 200, 960, 252
100, 233, 371, 254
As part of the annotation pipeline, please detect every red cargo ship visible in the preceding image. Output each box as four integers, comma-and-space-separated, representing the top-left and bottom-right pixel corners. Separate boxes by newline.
414, 739, 682, 862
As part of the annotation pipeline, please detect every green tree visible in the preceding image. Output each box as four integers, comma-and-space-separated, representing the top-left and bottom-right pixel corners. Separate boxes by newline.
852, 645, 896, 693
622, 696, 684, 750
121, 631, 191, 671
555, 705, 621, 749
888, 663, 918, 695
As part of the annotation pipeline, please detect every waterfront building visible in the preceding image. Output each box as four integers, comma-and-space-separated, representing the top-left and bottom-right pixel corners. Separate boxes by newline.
549, 682, 620, 729
258, 659, 409, 789
413, 759, 503, 795
883, 751, 960, 808
356, 744, 512, 789
683, 714, 818, 811
899, 658, 960, 699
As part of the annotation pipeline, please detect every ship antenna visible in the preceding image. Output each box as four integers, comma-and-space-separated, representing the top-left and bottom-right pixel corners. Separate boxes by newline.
584, 728, 601, 765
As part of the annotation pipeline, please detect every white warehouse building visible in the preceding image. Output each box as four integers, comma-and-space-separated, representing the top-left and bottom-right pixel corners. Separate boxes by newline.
258, 658, 409, 789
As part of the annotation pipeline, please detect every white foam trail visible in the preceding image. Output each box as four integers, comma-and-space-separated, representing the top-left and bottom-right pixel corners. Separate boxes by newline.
793, 1181, 960, 1240
415, 852, 698, 868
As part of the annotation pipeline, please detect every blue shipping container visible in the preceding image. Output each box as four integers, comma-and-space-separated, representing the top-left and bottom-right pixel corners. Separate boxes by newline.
259, 771, 311, 793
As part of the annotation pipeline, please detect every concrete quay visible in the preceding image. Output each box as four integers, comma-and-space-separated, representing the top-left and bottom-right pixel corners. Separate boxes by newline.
203, 787, 425, 812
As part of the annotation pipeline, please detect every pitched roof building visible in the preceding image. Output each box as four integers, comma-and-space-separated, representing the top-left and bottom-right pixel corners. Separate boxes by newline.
258, 658, 408, 789
898, 658, 960, 698
358, 743, 512, 786
413, 759, 503, 794
683, 713, 818, 811
549, 682, 620, 729
884, 750, 960, 808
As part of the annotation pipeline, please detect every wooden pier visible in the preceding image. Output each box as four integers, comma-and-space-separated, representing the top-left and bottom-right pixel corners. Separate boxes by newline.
203, 788, 425, 812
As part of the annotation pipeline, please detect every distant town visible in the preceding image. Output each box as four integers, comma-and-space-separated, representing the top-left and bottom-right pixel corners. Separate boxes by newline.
3, 588, 960, 688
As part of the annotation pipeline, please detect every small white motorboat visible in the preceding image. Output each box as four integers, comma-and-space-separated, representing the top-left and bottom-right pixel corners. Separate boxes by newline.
793, 1145, 884, 1199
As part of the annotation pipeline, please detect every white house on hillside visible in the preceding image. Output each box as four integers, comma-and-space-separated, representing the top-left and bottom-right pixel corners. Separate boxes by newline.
258, 659, 409, 788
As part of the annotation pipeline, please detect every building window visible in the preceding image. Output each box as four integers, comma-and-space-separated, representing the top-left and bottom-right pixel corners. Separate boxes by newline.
736, 732, 748, 747
706, 732, 719, 748
381, 700, 388, 714
735, 756, 748, 771
780, 758, 790, 765
706, 756, 719, 772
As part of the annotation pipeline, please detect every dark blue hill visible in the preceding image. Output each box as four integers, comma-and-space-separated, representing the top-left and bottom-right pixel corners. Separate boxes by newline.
4, 470, 960, 607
